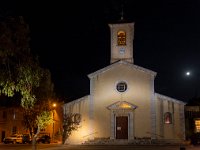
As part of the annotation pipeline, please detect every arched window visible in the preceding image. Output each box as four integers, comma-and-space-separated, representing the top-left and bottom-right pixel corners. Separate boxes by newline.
117, 31, 126, 45
164, 112, 172, 124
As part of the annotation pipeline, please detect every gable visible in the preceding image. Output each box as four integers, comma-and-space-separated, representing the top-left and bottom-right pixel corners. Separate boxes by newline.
88, 60, 157, 79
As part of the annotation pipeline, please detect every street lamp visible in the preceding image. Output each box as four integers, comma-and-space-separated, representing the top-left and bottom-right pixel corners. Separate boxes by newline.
52, 103, 56, 143
53, 103, 57, 108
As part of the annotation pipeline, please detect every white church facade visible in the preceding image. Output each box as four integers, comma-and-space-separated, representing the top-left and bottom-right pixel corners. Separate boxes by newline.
63, 22, 186, 144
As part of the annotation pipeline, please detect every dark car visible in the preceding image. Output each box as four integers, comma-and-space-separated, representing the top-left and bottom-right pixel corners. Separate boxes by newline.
22, 134, 32, 144
36, 135, 51, 144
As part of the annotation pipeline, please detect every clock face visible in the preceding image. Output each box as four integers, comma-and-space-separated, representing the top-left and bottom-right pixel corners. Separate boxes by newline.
119, 48, 125, 54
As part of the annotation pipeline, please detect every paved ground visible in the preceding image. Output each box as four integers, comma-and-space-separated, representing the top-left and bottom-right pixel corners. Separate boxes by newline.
0, 143, 200, 150
52, 144, 200, 150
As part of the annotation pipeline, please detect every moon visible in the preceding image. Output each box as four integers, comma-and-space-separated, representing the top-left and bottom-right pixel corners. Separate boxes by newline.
186, 71, 190, 76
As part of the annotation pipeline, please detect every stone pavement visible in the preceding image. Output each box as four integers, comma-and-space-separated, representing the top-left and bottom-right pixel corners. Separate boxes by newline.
43, 144, 200, 150
0, 142, 200, 150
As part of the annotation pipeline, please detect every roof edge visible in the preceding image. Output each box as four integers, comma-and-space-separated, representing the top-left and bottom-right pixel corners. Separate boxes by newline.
88, 60, 157, 79
155, 93, 186, 105
64, 95, 89, 106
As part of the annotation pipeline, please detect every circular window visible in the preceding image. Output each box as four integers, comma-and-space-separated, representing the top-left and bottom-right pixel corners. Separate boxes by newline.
116, 81, 127, 92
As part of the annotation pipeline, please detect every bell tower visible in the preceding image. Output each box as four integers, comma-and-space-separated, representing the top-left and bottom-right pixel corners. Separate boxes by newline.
109, 22, 134, 64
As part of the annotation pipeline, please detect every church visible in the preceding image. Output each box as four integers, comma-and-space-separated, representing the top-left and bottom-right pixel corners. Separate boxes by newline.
63, 20, 186, 144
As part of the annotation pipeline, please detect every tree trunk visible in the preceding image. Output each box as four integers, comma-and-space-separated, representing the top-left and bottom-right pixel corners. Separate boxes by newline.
32, 127, 40, 150
62, 128, 67, 144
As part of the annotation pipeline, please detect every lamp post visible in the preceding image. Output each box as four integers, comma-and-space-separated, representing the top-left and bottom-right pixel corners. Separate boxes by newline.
52, 103, 56, 143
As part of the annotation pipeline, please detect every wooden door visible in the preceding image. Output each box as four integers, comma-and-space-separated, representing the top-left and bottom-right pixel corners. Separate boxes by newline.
116, 116, 128, 139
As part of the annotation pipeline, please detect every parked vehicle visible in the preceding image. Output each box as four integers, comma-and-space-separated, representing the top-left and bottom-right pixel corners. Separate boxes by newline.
36, 135, 51, 144
22, 134, 32, 144
3, 134, 23, 144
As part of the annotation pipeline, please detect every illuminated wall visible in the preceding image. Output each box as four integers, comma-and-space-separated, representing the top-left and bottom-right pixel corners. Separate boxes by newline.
0, 107, 28, 139
91, 63, 154, 139
195, 119, 200, 133
155, 94, 185, 141
63, 61, 186, 144
63, 96, 91, 144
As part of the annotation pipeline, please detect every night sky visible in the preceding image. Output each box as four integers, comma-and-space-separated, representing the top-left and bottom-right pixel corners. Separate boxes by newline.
1, 0, 200, 102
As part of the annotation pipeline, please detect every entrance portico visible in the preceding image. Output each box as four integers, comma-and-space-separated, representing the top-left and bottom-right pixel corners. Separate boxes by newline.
107, 101, 137, 140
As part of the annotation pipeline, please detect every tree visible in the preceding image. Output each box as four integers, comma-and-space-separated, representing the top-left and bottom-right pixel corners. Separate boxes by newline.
31, 110, 53, 149
22, 99, 55, 146
22, 70, 55, 138
0, 16, 55, 150
62, 113, 80, 144
0, 16, 42, 107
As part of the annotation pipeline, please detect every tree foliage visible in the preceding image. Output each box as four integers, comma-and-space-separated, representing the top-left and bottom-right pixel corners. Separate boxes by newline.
0, 16, 56, 150
62, 113, 79, 144
36, 111, 53, 130
22, 99, 54, 134
0, 16, 45, 109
